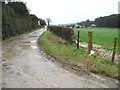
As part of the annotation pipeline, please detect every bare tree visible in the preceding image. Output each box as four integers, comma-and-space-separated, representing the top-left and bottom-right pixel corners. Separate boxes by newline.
46, 18, 51, 26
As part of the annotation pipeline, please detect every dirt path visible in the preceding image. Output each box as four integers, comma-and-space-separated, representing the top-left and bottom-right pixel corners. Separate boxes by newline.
2, 28, 118, 88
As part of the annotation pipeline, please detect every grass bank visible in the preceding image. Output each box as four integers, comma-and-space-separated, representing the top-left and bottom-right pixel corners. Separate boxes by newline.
74, 28, 118, 50
38, 31, 120, 79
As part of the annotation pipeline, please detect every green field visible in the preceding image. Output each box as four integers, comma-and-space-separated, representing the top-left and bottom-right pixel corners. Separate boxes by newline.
74, 28, 118, 50
38, 31, 120, 79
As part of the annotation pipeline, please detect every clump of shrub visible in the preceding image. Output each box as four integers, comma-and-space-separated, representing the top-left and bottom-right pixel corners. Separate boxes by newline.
48, 26, 74, 43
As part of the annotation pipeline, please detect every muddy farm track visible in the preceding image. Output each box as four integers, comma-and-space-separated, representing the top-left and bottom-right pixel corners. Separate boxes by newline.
2, 28, 118, 88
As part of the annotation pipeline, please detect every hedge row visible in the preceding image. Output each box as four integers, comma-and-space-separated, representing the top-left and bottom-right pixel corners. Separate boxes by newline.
2, 2, 46, 40
48, 26, 74, 43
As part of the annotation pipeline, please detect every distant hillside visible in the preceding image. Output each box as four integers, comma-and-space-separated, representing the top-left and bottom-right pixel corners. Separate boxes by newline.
95, 14, 119, 28
76, 14, 119, 28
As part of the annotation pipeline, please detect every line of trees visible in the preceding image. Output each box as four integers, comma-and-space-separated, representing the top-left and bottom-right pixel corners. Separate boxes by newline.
95, 14, 119, 28
2, 2, 46, 40
77, 14, 119, 28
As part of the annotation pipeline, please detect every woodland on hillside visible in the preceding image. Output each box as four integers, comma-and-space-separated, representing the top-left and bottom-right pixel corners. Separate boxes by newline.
77, 14, 119, 28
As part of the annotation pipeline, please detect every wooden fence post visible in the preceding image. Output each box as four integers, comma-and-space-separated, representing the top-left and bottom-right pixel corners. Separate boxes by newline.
77, 31, 80, 49
88, 32, 92, 54
112, 37, 117, 62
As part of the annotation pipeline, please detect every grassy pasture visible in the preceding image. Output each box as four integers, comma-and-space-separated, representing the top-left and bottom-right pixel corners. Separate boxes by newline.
74, 28, 118, 50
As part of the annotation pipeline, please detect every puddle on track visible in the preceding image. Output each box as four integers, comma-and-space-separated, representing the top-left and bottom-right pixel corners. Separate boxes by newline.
20, 45, 31, 50
31, 40, 36, 43
2, 50, 16, 59
28, 36, 37, 38
22, 40, 36, 44
19, 44, 37, 50
30, 45, 37, 49
22, 41, 31, 44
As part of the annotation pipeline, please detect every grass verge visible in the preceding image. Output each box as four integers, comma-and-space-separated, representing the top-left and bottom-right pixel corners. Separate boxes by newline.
38, 31, 120, 79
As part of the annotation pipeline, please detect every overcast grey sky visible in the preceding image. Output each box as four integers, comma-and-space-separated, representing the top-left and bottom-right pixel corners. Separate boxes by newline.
22, 0, 119, 25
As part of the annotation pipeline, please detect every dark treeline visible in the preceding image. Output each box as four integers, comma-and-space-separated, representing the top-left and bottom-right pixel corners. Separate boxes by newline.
77, 14, 119, 28
95, 14, 119, 28
2, 2, 46, 40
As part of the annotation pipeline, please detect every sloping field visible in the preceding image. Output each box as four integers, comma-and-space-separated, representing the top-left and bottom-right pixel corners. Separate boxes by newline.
74, 28, 118, 50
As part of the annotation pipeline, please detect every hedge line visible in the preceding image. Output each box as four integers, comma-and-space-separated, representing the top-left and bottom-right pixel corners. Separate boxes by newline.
2, 2, 46, 40
48, 26, 74, 43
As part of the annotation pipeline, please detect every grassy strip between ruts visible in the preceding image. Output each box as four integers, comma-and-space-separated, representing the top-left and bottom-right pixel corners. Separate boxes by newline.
38, 30, 120, 79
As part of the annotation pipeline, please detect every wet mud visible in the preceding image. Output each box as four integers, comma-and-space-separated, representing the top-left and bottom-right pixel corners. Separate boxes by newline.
2, 50, 16, 59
